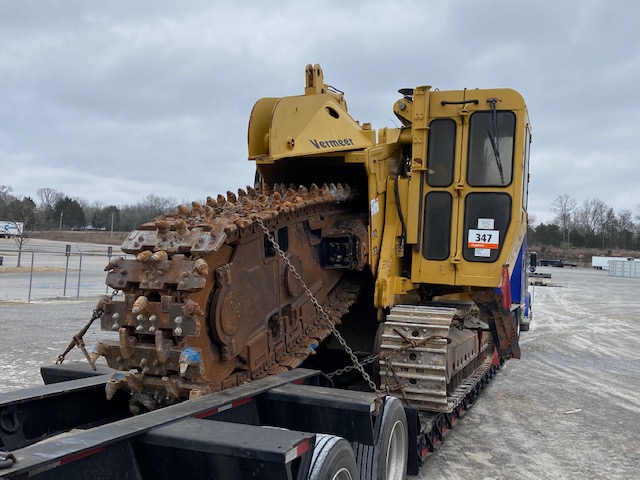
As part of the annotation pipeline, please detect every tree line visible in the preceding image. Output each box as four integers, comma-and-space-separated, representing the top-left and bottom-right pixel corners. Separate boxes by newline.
0, 185, 177, 233
3, 185, 640, 253
529, 194, 640, 251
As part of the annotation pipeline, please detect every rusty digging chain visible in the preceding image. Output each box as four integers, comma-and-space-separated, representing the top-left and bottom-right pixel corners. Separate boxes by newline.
255, 217, 384, 398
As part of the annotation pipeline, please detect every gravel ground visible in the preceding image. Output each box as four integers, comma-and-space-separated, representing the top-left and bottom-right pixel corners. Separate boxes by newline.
415, 267, 640, 480
1, 263, 639, 479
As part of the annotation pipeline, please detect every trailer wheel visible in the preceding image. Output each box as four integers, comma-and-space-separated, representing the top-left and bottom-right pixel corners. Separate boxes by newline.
353, 396, 408, 480
309, 434, 358, 480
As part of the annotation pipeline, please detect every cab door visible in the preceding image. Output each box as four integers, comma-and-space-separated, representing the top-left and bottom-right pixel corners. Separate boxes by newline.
411, 89, 524, 289
410, 90, 469, 286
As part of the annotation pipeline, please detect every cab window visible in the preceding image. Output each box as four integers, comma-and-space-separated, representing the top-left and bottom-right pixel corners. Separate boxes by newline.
467, 111, 515, 187
426, 119, 456, 187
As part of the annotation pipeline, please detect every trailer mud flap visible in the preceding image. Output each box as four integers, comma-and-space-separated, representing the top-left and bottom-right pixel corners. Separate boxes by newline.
471, 290, 521, 359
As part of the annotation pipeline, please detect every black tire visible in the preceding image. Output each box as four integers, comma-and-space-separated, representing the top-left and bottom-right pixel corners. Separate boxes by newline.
353, 396, 408, 480
520, 321, 530, 332
309, 434, 359, 480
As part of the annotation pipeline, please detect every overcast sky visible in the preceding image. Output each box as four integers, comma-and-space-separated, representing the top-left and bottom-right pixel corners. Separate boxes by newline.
1, 0, 639, 224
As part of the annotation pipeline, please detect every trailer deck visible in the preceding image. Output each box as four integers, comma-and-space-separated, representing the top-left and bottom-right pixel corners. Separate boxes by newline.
0, 356, 502, 479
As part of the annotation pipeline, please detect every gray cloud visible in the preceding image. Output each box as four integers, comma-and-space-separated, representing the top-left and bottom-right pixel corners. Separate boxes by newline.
1, 0, 639, 224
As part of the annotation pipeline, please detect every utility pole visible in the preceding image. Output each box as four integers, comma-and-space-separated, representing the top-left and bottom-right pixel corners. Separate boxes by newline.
59, 211, 64, 230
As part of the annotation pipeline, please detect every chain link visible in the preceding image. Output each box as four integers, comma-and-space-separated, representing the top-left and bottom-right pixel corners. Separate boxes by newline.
256, 218, 383, 397
56, 307, 104, 370
326, 353, 379, 378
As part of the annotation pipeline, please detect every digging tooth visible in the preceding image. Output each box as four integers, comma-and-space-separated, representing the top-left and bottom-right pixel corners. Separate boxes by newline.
193, 258, 209, 277
119, 328, 137, 359
320, 183, 330, 200
182, 299, 203, 318
151, 250, 168, 263
262, 184, 272, 196
176, 204, 189, 216
285, 187, 296, 202
256, 194, 268, 210
191, 201, 203, 216
96, 295, 112, 312
222, 202, 236, 218
234, 217, 250, 228
226, 191, 237, 204
203, 205, 215, 219
163, 377, 181, 399
328, 183, 339, 201
216, 194, 226, 208
155, 219, 170, 234
206, 196, 216, 207
240, 196, 253, 213
105, 257, 124, 272
246, 186, 256, 199
105, 377, 123, 401
173, 219, 188, 236
179, 348, 205, 377
132, 296, 149, 316
237, 188, 247, 200
136, 251, 153, 263
155, 329, 170, 363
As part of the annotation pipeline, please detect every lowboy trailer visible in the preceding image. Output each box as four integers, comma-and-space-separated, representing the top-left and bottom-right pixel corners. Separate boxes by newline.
0, 358, 502, 479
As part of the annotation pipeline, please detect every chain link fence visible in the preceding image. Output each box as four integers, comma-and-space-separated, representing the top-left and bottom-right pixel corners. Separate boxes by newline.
0, 239, 126, 302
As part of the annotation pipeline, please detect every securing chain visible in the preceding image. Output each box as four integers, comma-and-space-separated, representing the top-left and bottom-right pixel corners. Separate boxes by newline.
56, 304, 106, 370
256, 218, 383, 397
326, 353, 379, 378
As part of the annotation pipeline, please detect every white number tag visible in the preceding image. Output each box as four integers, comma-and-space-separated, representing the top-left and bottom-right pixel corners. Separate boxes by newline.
467, 229, 499, 249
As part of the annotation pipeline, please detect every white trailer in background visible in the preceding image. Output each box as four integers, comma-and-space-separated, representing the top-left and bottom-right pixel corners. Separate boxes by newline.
0, 221, 24, 238
592, 255, 638, 270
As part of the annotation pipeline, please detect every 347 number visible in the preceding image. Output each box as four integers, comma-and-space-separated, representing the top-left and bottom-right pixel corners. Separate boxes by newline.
474, 233, 492, 242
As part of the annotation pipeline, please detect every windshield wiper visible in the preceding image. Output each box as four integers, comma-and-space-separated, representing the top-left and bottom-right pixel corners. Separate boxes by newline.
487, 98, 505, 184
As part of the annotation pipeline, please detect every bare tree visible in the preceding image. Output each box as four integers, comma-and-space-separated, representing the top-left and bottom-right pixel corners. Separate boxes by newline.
575, 198, 607, 236
618, 210, 634, 250
36, 187, 63, 228
7, 197, 37, 267
82, 200, 104, 229
0, 185, 16, 218
551, 194, 576, 244
36, 187, 63, 211
0, 185, 13, 202
142, 194, 177, 217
